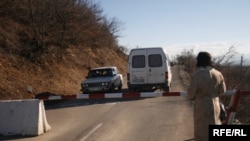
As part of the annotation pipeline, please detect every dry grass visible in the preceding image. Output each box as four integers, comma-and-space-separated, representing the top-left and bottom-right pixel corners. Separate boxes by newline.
0, 0, 128, 100
0, 46, 127, 100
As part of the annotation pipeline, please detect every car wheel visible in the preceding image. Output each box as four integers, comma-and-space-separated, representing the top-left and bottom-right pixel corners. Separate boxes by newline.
118, 82, 122, 90
109, 84, 115, 92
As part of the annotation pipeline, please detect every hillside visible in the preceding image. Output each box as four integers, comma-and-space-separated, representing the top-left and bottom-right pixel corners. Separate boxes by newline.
0, 45, 127, 100
0, 0, 128, 100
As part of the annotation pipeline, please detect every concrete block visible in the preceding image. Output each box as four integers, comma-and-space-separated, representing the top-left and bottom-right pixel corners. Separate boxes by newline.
0, 99, 51, 136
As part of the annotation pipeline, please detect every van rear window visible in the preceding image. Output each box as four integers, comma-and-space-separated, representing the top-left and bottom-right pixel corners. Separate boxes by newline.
132, 55, 145, 68
149, 54, 162, 67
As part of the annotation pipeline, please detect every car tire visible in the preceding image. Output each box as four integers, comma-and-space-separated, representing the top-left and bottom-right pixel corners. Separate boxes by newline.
118, 82, 122, 90
109, 84, 115, 92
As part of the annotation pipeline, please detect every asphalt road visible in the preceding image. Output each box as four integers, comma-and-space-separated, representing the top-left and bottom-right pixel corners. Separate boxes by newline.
1, 66, 195, 141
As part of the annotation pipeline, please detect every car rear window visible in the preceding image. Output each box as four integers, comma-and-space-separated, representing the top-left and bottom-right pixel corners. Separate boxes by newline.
149, 54, 162, 67
132, 55, 145, 68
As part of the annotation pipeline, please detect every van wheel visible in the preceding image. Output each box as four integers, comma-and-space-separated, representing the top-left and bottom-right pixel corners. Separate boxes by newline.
163, 86, 170, 92
128, 87, 136, 92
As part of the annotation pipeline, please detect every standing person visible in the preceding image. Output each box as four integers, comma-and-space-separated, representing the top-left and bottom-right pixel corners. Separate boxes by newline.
187, 52, 226, 141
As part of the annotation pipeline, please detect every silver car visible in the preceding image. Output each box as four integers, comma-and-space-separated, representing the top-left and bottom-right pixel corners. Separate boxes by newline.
81, 66, 123, 93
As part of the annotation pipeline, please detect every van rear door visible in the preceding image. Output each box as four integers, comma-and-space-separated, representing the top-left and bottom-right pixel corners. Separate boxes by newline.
147, 49, 165, 84
130, 49, 148, 84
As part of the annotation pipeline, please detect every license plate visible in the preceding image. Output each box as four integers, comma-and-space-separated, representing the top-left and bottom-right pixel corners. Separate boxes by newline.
90, 87, 101, 91
132, 77, 144, 83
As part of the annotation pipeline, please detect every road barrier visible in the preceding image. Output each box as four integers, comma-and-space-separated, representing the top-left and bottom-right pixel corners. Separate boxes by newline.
36, 89, 250, 125
0, 99, 51, 136
37, 90, 237, 100
225, 90, 250, 125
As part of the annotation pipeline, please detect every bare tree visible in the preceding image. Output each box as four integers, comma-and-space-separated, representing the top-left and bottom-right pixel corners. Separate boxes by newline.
1, 0, 127, 63
176, 49, 196, 74
213, 46, 238, 65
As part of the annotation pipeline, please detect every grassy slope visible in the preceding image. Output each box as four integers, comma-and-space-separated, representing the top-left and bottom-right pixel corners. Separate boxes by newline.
0, 46, 127, 100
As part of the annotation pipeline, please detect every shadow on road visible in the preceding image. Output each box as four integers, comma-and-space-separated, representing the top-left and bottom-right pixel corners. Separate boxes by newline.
44, 97, 148, 110
183, 139, 195, 141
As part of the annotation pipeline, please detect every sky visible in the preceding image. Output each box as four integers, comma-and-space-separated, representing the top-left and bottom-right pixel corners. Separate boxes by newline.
93, 0, 250, 64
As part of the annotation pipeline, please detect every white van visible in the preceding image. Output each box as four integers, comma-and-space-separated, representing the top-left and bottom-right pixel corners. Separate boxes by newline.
127, 47, 172, 92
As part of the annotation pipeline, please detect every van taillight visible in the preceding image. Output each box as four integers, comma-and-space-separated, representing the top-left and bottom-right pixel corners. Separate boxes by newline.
127, 73, 130, 81
165, 72, 168, 80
